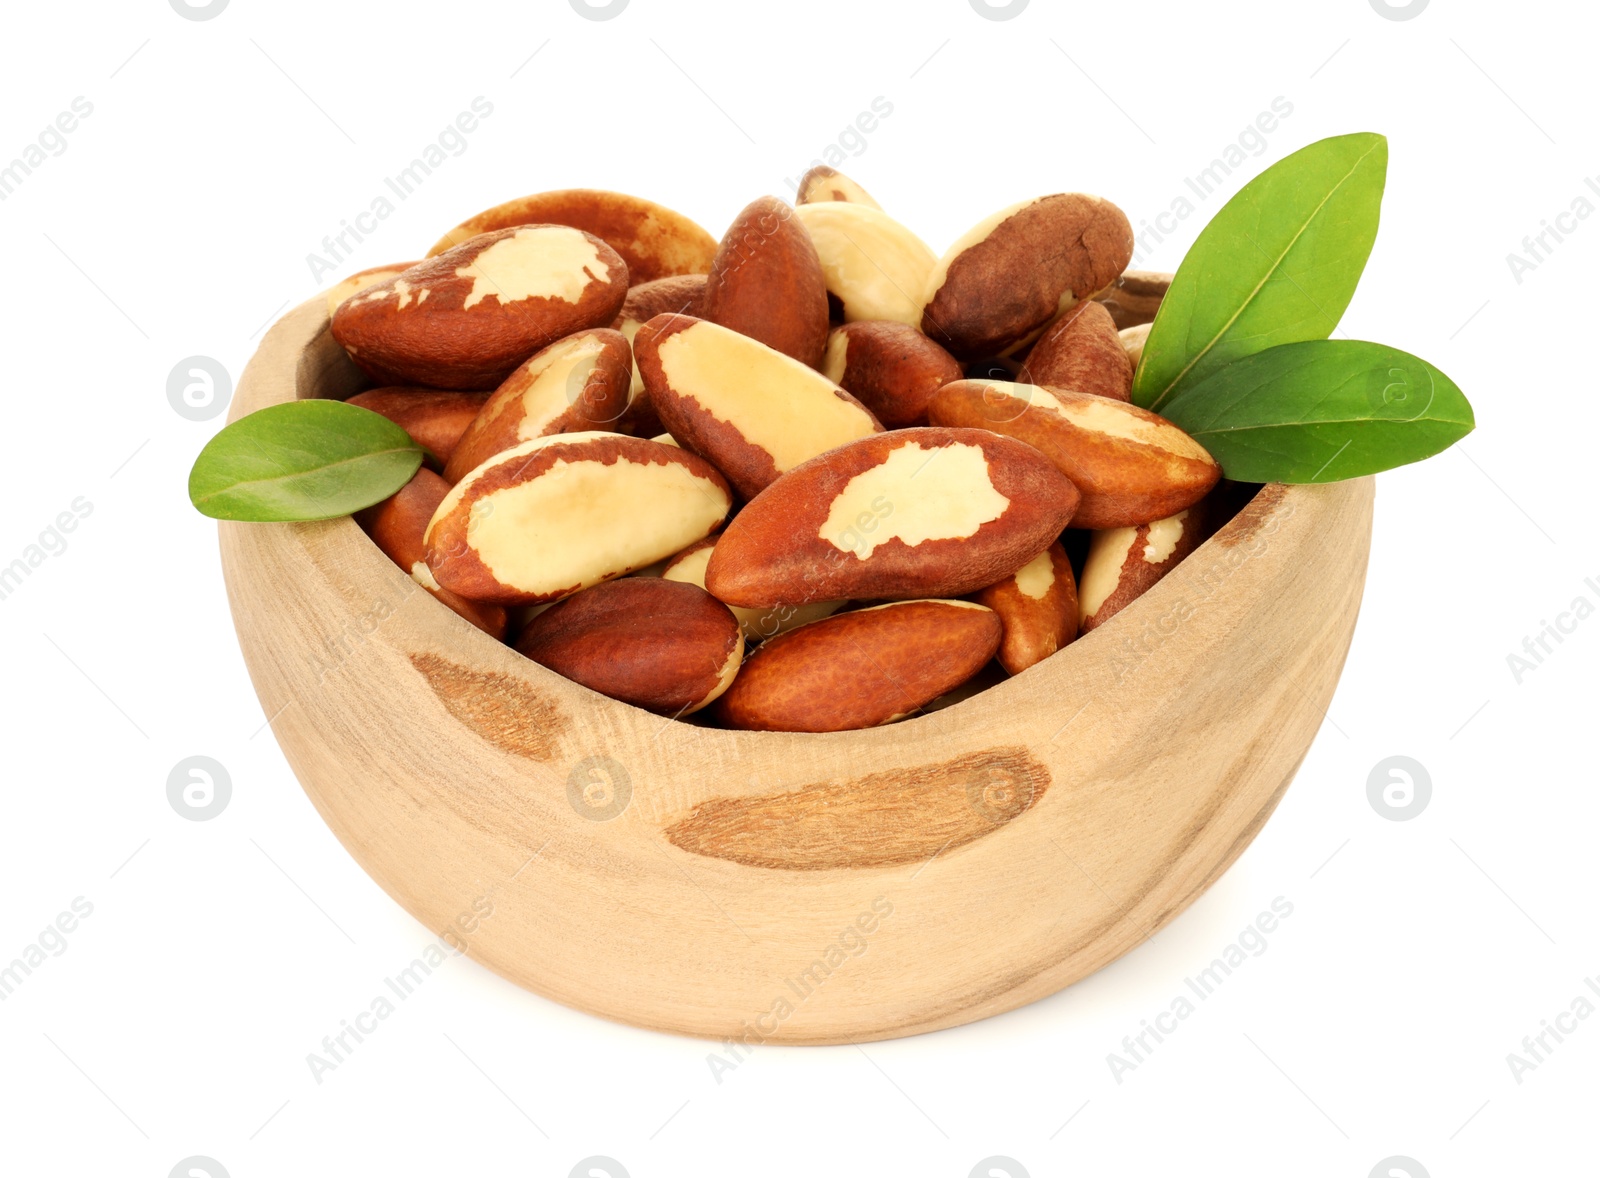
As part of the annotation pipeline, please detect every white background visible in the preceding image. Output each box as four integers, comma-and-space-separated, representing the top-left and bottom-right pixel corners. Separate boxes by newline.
0, 1, 1593, 1175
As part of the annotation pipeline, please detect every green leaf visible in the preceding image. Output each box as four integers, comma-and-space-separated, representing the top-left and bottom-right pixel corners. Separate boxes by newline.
188, 400, 424, 521
1159, 339, 1474, 483
1133, 132, 1389, 412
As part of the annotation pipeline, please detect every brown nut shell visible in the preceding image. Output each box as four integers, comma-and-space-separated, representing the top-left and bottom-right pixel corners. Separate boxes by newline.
662, 537, 843, 644
1078, 508, 1210, 632
424, 432, 733, 606
795, 166, 882, 209
821, 320, 963, 428
1075, 483, 1255, 631
972, 543, 1078, 674
1095, 269, 1171, 330
442, 329, 633, 483
1016, 300, 1133, 402
612, 275, 709, 437
704, 427, 1081, 607
427, 189, 716, 284
327, 262, 421, 318
345, 388, 489, 470
634, 314, 881, 500
355, 468, 507, 638
927, 379, 1219, 530
699, 196, 830, 368
613, 274, 708, 328
921, 194, 1134, 359
515, 577, 743, 715
331, 225, 629, 391
713, 600, 1001, 732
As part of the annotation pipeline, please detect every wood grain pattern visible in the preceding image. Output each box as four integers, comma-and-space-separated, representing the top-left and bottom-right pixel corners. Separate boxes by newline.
218, 291, 1374, 1044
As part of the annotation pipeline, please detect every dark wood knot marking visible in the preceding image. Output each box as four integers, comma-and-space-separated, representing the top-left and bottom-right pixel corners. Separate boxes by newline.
1212, 482, 1287, 548
664, 746, 1051, 871
409, 653, 568, 762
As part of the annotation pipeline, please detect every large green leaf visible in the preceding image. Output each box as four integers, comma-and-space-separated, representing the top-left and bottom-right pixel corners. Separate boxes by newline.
1134, 132, 1388, 412
189, 399, 423, 521
1159, 339, 1474, 483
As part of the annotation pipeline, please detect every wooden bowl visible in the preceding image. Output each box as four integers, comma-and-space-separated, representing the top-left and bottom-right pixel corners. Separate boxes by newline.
220, 294, 1373, 1044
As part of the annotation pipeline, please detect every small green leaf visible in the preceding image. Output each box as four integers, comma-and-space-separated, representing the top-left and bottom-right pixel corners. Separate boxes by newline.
188, 400, 424, 521
1134, 132, 1389, 412
1159, 340, 1475, 483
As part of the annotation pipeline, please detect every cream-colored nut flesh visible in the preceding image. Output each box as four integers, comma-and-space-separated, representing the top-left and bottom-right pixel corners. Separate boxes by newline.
799, 170, 882, 209
1003, 382, 1212, 461
1141, 510, 1189, 564
483, 334, 610, 440
688, 632, 746, 713
662, 545, 717, 586
409, 560, 441, 592
354, 281, 416, 309
656, 320, 878, 473
855, 598, 994, 615
618, 318, 647, 401
816, 442, 1010, 558
793, 203, 937, 327
650, 433, 680, 448
326, 266, 411, 317
1079, 527, 1138, 619
1120, 322, 1152, 367
389, 279, 429, 311
665, 545, 841, 640
1011, 549, 1057, 601
532, 342, 606, 427
821, 329, 850, 386
1050, 393, 1211, 460
455, 226, 615, 310
429, 433, 727, 598
922, 198, 1033, 308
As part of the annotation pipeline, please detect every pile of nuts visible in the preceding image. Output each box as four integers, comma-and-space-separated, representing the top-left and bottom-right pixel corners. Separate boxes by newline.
329, 172, 1241, 732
